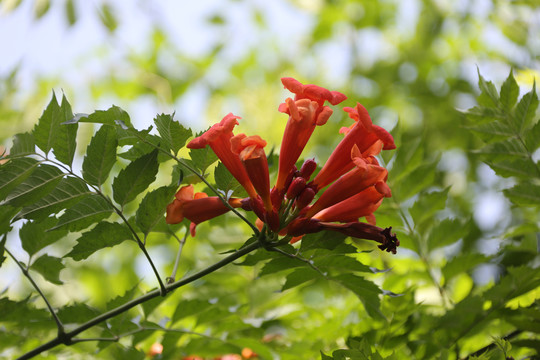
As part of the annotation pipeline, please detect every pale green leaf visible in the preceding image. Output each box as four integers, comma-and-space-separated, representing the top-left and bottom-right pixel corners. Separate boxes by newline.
31, 254, 65, 285
20, 217, 68, 256
428, 218, 469, 251
51, 194, 114, 232
503, 183, 540, 206
500, 70, 520, 110
477, 70, 500, 108
112, 149, 159, 207
154, 113, 192, 155
514, 82, 538, 134
409, 188, 449, 228
0, 158, 40, 201
135, 185, 177, 235
65, 222, 133, 261
486, 158, 539, 179
442, 254, 489, 283
467, 120, 513, 143
5, 164, 64, 207
474, 138, 528, 159
333, 273, 384, 320
82, 125, 118, 187
16, 176, 91, 220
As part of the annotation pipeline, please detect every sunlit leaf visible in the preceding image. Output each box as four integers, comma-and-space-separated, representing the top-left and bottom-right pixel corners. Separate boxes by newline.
52, 94, 78, 167
33, 92, 61, 155
500, 70, 519, 111
65, 222, 133, 261
428, 218, 469, 251
514, 82, 538, 134
409, 188, 449, 228
503, 183, 540, 205
189, 146, 218, 175
332, 274, 384, 320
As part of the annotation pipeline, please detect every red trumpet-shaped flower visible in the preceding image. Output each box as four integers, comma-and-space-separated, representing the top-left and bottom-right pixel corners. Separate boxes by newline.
231, 134, 272, 212
187, 113, 258, 200
312, 103, 396, 190
166, 185, 243, 235
274, 77, 347, 193
305, 144, 391, 218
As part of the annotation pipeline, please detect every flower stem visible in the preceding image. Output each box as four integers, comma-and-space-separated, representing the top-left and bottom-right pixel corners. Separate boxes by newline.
167, 229, 188, 284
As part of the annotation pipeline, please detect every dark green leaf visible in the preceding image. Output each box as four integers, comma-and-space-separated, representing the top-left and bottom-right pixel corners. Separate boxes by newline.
112, 149, 159, 207
333, 274, 384, 320
76, 105, 132, 127
394, 161, 437, 200
485, 266, 540, 302
314, 253, 372, 273
33, 92, 61, 155
0, 235, 6, 269
82, 125, 118, 187
141, 294, 167, 318
189, 146, 218, 175
16, 176, 91, 220
9, 132, 35, 157
31, 254, 65, 285
524, 120, 540, 151
65, 222, 133, 261
214, 161, 247, 198
19, 217, 67, 256
0, 297, 50, 323
500, 70, 520, 110
299, 231, 350, 253
503, 183, 540, 206
171, 299, 212, 324
154, 113, 192, 155
467, 121, 513, 143
388, 137, 423, 183
514, 82, 538, 133
321, 351, 333, 360
409, 188, 449, 228
258, 256, 305, 277
0, 205, 19, 235
5, 164, 64, 207
0, 158, 40, 201
51, 194, 114, 232
474, 138, 528, 159
135, 185, 177, 235
106, 284, 139, 310
52, 94, 78, 167
117, 134, 171, 163
99, 3, 117, 33
428, 218, 469, 251
282, 267, 320, 291
57, 303, 101, 325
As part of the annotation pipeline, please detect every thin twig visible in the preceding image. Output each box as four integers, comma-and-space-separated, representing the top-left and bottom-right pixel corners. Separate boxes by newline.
16, 240, 262, 360
167, 229, 188, 284
5, 247, 65, 335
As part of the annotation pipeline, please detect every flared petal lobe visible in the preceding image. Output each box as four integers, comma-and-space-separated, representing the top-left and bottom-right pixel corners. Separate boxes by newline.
187, 114, 258, 199
312, 103, 396, 190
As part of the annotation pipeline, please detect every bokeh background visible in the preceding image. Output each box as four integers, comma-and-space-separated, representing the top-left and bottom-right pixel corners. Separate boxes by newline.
1, 0, 540, 358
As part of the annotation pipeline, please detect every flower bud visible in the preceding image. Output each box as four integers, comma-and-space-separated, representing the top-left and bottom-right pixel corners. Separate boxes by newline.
287, 177, 306, 200
296, 187, 316, 210
300, 158, 317, 180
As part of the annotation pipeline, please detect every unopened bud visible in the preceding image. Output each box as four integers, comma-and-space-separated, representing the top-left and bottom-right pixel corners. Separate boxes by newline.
287, 177, 306, 200
296, 187, 315, 210
300, 158, 317, 180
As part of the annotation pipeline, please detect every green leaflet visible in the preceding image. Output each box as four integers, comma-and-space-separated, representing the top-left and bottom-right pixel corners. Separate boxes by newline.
135, 185, 177, 236
19, 217, 68, 257
82, 125, 118, 187
409, 188, 449, 229
33, 92, 61, 155
332, 273, 384, 320
154, 113, 192, 155
9, 132, 35, 158
31, 254, 65, 285
50, 194, 114, 232
5, 164, 64, 208
189, 145, 218, 175
65, 221, 133, 261
514, 81, 538, 134
52, 94, 78, 167
500, 70, 520, 110
112, 149, 159, 208
0, 158, 40, 201
16, 176, 92, 221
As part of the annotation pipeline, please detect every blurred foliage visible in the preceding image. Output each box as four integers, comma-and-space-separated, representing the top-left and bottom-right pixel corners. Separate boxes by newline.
1, 0, 540, 359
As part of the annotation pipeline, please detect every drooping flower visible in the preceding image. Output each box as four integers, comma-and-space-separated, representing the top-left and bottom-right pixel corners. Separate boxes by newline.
187, 113, 258, 200
312, 103, 396, 190
274, 77, 347, 194
166, 185, 243, 235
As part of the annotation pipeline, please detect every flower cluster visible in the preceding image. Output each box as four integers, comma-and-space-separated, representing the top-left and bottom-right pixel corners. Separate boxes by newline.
166, 78, 399, 253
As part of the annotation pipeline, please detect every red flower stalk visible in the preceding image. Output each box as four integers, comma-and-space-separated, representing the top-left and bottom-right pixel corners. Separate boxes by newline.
166, 185, 243, 234
312, 103, 396, 190
311, 186, 387, 223
230, 134, 273, 212
305, 144, 391, 218
274, 77, 347, 193
187, 113, 258, 200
